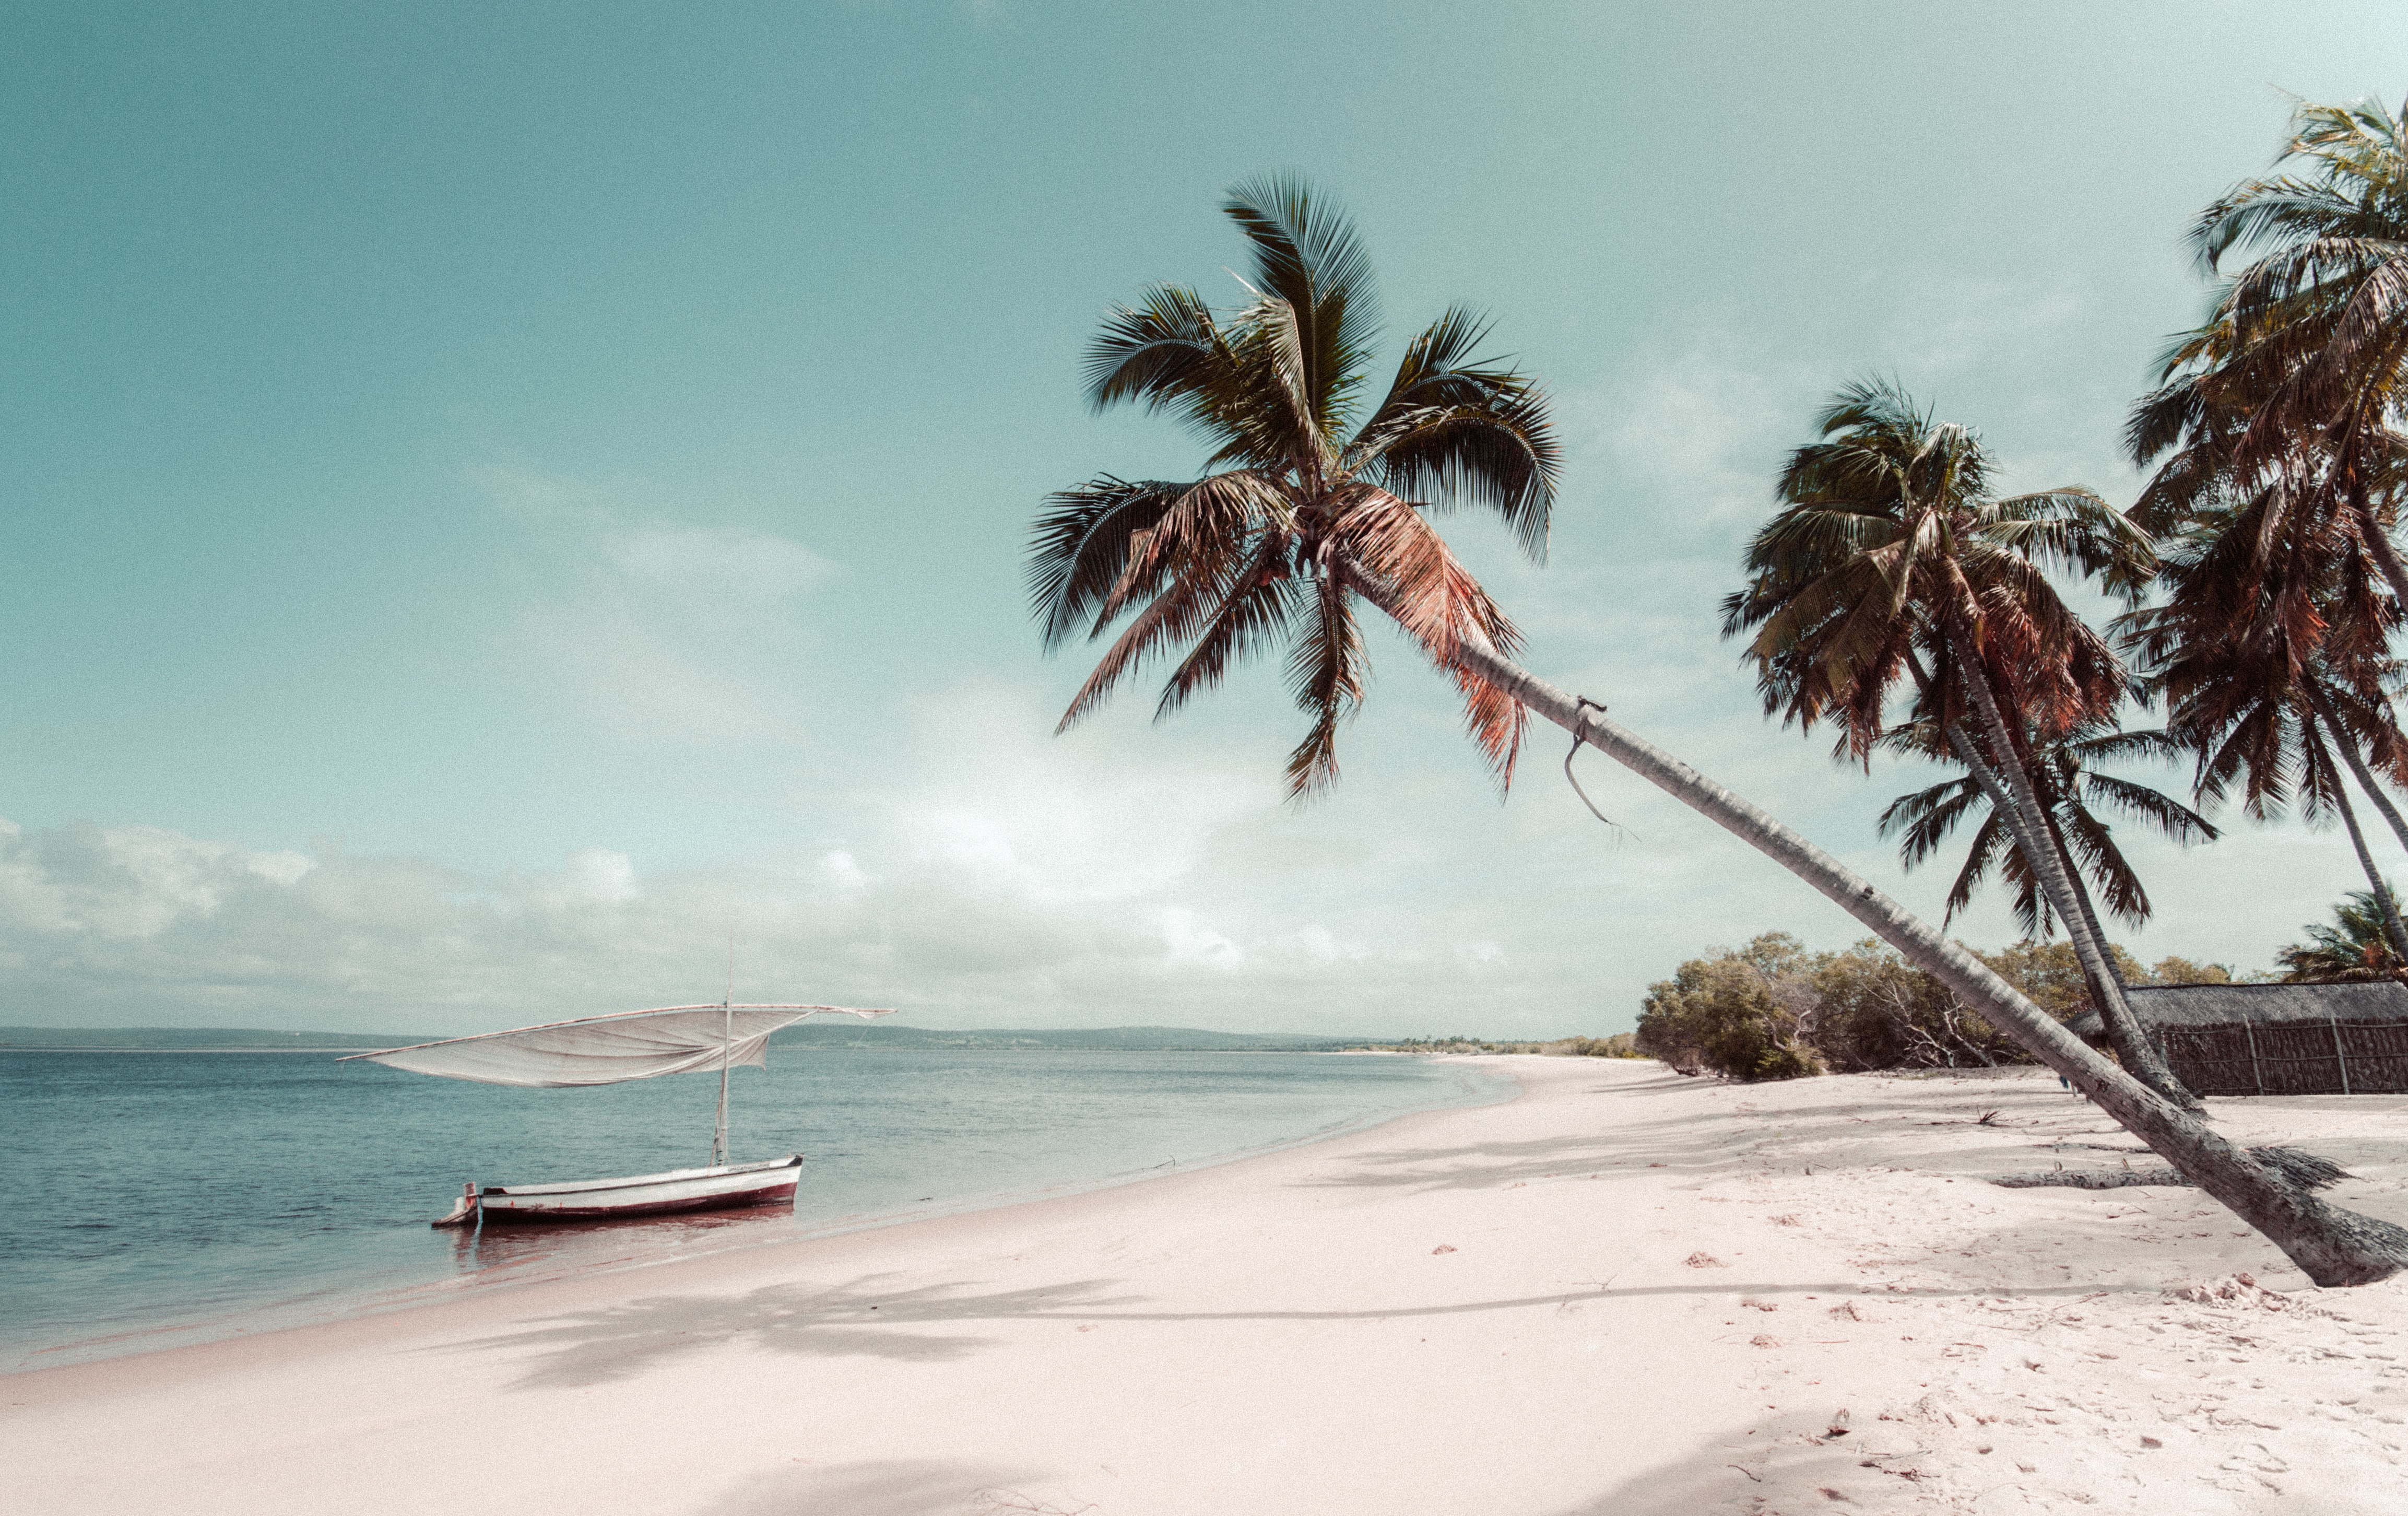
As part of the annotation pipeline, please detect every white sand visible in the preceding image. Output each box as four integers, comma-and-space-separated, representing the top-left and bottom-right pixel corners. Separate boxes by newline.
8, 1057, 2408, 1514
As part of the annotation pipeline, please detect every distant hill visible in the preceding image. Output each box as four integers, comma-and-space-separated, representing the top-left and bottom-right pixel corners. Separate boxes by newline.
0, 1026, 444, 1051
0, 1023, 1365, 1053
768, 1023, 1362, 1052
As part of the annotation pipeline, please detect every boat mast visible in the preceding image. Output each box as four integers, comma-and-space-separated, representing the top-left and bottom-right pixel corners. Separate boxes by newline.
712, 938, 733, 1167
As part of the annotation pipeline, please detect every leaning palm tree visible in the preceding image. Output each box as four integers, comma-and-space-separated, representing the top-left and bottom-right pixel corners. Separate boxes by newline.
1034, 179, 2408, 1284
1880, 715, 2217, 942
2278, 891, 2408, 982
1719, 381, 2194, 1105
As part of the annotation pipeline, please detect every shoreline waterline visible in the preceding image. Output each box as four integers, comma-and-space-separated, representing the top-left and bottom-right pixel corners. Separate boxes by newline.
13, 1062, 2408, 1515
3, 1048, 1518, 1373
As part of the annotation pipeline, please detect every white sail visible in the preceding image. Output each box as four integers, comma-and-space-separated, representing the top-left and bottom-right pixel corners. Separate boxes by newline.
339, 1004, 894, 1088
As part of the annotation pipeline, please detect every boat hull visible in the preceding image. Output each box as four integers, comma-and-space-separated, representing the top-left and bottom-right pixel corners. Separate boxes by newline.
472, 1155, 802, 1224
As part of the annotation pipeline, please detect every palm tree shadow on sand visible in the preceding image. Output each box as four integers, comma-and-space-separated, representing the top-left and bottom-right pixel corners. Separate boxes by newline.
698, 1459, 1066, 1516
438, 1275, 1141, 1391
1550, 1442, 1882, 1516
1305, 1074, 2099, 1196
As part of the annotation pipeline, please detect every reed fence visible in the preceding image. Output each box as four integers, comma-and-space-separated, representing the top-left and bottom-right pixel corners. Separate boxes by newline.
2161, 1017, 2408, 1096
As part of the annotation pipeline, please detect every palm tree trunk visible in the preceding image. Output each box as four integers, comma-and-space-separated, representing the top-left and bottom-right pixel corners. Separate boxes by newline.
2306, 709, 2408, 965
2342, 450, 2408, 614
1941, 720, 2123, 974
2031, 751, 2202, 1104
1945, 642, 2200, 1109
1456, 633, 2408, 1286
2309, 681, 2408, 858
2355, 510, 2408, 614
2054, 815, 2133, 1002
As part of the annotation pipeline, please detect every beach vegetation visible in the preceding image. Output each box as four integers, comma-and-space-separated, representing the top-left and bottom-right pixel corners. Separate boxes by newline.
2149, 956, 2238, 984
1336, 1035, 1549, 1054
1638, 938, 2259, 1081
1327, 1034, 1643, 1055
1545, 1033, 1642, 1057
1814, 941, 2024, 1072
1634, 933, 1825, 1080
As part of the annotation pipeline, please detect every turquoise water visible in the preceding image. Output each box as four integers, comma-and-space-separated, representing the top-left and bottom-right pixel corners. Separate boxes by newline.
0, 1049, 1507, 1370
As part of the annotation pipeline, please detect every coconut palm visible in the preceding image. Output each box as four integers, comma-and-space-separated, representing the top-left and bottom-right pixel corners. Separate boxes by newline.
2279, 891, 2408, 982
1034, 180, 2408, 1284
2177, 94, 2408, 608
1029, 173, 1550, 799
1719, 380, 2193, 1104
1880, 716, 2216, 942
2161, 650, 2408, 962
2127, 265, 2408, 947
2120, 481, 2408, 961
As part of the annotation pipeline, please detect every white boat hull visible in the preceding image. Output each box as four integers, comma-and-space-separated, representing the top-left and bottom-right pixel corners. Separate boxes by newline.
467, 1155, 803, 1224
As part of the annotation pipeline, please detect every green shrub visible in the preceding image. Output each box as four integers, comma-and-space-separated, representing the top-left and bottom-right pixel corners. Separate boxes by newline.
1544, 1033, 1641, 1058
1635, 933, 1825, 1082
1813, 940, 2027, 1070
1627, 934, 2211, 1078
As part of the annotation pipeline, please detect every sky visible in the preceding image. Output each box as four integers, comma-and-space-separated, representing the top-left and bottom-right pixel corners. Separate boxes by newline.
4, 2, 2406, 1037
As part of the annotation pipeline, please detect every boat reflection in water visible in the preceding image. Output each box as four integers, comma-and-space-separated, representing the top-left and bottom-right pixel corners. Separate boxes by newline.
341, 995, 895, 1230
441, 1190, 805, 1279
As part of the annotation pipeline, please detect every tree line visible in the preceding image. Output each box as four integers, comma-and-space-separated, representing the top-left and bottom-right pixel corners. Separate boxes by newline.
1634, 933, 2242, 1082
1024, 99, 2408, 1283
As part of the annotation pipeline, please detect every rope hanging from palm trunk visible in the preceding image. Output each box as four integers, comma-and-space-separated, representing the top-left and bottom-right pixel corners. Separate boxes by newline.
1564, 697, 1632, 839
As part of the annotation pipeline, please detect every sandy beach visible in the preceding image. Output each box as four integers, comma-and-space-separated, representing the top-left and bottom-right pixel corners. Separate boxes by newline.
8, 1057, 2408, 1515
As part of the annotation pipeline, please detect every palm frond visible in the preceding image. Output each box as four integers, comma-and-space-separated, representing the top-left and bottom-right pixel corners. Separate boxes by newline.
1282, 568, 1365, 800
1221, 173, 1382, 438
1084, 285, 1228, 415
2081, 772, 2220, 844
1351, 306, 1559, 558
1026, 477, 1188, 651
1154, 536, 1301, 719
1334, 494, 1527, 786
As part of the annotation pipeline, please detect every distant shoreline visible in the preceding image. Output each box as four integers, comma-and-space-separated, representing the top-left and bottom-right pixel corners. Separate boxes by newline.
3, 1044, 1384, 1055
0, 1045, 404, 1054
0, 1024, 1395, 1054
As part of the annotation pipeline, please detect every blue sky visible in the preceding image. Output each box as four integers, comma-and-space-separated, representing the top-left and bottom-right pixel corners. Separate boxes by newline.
5, 2, 2405, 1034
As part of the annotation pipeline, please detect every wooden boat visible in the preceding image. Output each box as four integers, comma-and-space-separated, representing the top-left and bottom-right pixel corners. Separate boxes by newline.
474, 1155, 805, 1224
343, 997, 894, 1228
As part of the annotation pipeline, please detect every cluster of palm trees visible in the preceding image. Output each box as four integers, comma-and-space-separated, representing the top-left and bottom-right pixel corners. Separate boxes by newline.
2122, 97, 2408, 971
1024, 104, 2408, 1286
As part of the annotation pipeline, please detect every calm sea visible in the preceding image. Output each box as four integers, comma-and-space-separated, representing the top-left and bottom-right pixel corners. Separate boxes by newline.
0, 1048, 1507, 1370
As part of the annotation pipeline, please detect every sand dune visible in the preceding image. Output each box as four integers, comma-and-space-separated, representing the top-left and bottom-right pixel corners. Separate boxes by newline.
8, 1057, 2407, 1514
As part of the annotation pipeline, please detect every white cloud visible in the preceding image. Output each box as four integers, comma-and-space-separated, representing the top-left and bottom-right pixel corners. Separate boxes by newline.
599, 524, 832, 600
245, 851, 315, 888
1158, 906, 1241, 968
1871, 273, 2092, 383
3, 683, 2390, 1040
479, 469, 832, 749
1576, 340, 1816, 533
816, 850, 867, 890
20, 358, 2390, 1041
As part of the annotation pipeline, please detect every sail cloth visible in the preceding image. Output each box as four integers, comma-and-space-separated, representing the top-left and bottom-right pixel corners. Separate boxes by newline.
341, 1004, 894, 1088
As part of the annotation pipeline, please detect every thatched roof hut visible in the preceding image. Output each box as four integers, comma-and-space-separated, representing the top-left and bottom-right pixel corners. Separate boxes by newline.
2066, 981, 2408, 1038
2067, 981, 2408, 1095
